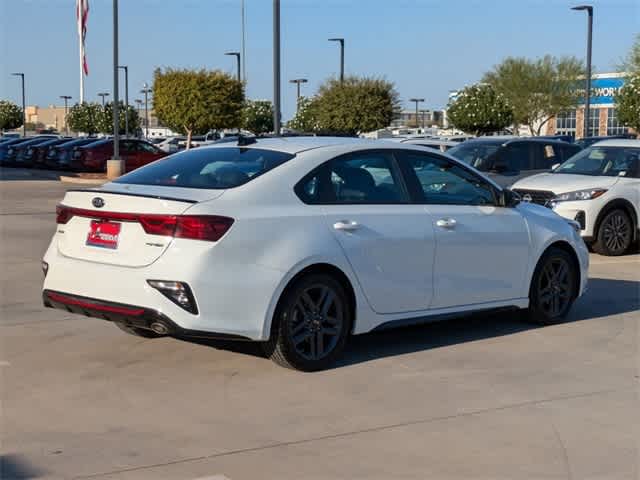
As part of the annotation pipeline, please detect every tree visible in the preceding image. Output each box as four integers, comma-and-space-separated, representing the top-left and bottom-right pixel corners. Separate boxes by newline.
96, 102, 141, 135
615, 72, 640, 133
0, 100, 23, 132
242, 100, 273, 135
153, 68, 244, 148
66, 102, 101, 135
483, 55, 585, 135
287, 96, 320, 132
446, 84, 513, 136
312, 76, 400, 135
619, 33, 640, 73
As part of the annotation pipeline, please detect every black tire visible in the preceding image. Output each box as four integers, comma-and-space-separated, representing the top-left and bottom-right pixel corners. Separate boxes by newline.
593, 209, 633, 256
115, 322, 165, 338
263, 273, 351, 371
526, 247, 578, 325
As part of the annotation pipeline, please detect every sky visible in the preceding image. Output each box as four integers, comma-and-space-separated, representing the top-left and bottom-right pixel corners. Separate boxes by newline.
1, 0, 638, 121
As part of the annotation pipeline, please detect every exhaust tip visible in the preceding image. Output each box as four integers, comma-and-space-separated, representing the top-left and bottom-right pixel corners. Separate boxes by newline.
149, 321, 170, 335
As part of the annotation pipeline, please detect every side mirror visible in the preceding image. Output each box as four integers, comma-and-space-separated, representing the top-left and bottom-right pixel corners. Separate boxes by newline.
551, 163, 561, 171
499, 189, 520, 208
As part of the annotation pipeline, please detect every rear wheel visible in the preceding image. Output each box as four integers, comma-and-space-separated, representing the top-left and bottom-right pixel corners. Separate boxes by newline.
263, 274, 351, 371
115, 322, 165, 338
593, 209, 633, 256
526, 247, 577, 325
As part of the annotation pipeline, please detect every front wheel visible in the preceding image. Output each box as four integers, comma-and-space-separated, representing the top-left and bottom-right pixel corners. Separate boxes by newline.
593, 209, 633, 256
526, 247, 577, 325
263, 274, 351, 371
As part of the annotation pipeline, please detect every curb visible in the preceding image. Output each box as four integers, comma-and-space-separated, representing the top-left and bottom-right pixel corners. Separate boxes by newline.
59, 176, 107, 185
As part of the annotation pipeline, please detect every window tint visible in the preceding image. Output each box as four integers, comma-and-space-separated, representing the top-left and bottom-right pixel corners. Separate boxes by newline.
555, 146, 640, 177
297, 151, 407, 204
403, 152, 496, 206
114, 147, 294, 189
533, 144, 559, 169
496, 143, 532, 171
447, 142, 501, 170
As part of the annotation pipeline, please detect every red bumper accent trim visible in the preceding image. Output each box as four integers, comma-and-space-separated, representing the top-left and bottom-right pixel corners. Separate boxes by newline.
46, 291, 145, 316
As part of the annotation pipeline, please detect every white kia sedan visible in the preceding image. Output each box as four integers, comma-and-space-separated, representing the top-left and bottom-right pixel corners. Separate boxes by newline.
513, 139, 639, 256
43, 137, 589, 370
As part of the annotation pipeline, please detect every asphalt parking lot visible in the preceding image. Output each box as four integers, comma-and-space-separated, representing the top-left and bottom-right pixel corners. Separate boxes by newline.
1, 172, 638, 480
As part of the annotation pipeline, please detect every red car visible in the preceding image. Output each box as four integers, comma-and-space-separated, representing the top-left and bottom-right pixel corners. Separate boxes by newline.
71, 139, 167, 172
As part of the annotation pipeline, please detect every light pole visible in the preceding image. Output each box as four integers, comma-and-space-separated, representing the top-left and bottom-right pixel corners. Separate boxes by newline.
273, 0, 281, 136
225, 52, 241, 82
328, 38, 344, 82
572, 5, 593, 138
118, 65, 129, 137
60, 95, 72, 135
289, 78, 308, 105
141, 83, 152, 139
409, 98, 424, 129
108, 0, 121, 179
420, 109, 428, 129
98, 92, 110, 107
11, 73, 26, 137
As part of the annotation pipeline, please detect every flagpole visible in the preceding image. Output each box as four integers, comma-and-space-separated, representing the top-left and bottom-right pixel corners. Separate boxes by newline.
79, 35, 85, 104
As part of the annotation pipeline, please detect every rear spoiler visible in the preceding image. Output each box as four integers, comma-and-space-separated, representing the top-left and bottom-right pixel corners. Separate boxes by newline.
66, 188, 198, 204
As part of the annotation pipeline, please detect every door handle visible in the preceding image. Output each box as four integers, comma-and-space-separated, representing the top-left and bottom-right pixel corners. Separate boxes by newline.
436, 218, 457, 229
333, 220, 360, 231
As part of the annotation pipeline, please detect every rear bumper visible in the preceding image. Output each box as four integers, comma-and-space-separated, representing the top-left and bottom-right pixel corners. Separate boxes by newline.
43, 289, 251, 340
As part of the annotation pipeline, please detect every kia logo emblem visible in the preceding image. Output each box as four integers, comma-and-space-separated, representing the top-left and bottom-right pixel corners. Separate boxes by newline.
92, 197, 105, 208
522, 194, 532, 203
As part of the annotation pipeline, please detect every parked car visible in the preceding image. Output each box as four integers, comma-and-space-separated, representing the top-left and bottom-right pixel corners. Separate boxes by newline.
447, 137, 582, 187
398, 138, 458, 152
44, 138, 99, 170
574, 134, 636, 150
156, 136, 186, 153
27, 138, 74, 168
43, 137, 588, 371
71, 138, 167, 172
0, 135, 59, 164
10, 136, 68, 168
512, 139, 640, 256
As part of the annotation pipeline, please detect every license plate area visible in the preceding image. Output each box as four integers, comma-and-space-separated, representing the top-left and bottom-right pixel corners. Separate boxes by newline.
86, 220, 121, 249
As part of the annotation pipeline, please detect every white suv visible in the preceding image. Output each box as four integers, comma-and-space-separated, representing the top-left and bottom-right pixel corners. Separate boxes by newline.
512, 139, 640, 256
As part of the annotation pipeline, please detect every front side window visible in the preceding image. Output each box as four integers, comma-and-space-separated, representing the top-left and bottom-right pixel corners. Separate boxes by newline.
296, 151, 407, 204
114, 147, 294, 189
555, 146, 640, 177
402, 152, 496, 205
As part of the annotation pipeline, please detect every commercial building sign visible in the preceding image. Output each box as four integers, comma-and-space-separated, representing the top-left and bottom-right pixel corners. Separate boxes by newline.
577, 73, 627, 106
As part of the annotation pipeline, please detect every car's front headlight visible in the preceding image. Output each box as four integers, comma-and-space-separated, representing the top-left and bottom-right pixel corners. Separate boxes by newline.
551, 188, 607, 203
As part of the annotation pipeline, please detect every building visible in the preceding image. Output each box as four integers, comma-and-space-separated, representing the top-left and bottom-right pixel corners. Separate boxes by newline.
544, 72, 633, 139
24, 105, 69, 132
389, 109, 444, 128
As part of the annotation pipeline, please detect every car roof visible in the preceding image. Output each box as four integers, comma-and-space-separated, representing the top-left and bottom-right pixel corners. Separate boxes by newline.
201, 136, 379, 154
401, 138, 457, 146
590, 139, 640, 148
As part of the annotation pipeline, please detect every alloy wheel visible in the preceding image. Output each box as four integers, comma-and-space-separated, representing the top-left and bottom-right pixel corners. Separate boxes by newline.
537, 257, 573, 317
288, 284, 344, 361
602, 212, 631, 254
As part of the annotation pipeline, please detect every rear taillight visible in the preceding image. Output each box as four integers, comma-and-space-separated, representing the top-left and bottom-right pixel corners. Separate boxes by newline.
55, 205, 233, 242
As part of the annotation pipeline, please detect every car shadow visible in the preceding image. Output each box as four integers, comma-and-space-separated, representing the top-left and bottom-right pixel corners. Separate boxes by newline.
180, 277, 639, 369
0, 167, 79, 182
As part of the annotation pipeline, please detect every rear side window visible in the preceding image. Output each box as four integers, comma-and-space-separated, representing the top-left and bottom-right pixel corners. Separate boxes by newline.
114, 147, 294, 189
497, 143, 533, 171
296, 151, 408, 204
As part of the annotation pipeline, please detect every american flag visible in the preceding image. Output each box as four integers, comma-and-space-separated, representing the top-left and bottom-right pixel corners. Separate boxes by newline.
77, 0, 89, 75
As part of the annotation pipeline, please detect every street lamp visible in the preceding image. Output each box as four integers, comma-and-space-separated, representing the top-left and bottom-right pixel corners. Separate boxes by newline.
225, 52, 241, 82
409, 98, 425, 130
289, 78, 308, 106
118, 65, 129, 137
419, 109, 429, 129
572, 4, 593, 138
98, 92, 110, 106
60, 95, 72, 135
328, 38, 345, 82
11, 73, 26, 137
141, 83, 152, 139
273, 0, 281, 136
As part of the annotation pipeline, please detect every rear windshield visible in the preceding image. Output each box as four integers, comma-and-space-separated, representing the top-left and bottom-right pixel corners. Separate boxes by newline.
114, 147, 295, 189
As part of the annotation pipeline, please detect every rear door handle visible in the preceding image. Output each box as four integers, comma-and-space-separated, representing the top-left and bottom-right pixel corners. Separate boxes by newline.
436, 218, 457, 229
333, 220, 360, 231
